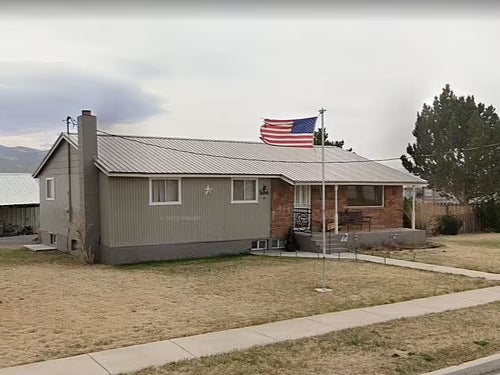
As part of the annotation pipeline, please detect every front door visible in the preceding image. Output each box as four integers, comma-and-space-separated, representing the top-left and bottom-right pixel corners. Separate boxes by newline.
294, 185, 311, 231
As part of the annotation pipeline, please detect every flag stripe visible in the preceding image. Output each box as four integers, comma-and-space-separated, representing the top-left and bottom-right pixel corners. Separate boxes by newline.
260, 116, 317, 148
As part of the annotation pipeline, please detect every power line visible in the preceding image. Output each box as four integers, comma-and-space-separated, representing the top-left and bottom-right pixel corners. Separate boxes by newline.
95, 129, 500, 165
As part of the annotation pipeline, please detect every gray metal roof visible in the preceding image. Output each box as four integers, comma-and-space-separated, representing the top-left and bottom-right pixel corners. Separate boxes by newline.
66, 133, 426, 185
0, 173, 39, 206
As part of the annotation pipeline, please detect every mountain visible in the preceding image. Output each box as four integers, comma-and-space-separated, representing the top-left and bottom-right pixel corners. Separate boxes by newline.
0, 145, 47, 173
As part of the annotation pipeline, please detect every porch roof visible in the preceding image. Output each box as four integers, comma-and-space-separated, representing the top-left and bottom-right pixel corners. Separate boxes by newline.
62, 133, 426, 185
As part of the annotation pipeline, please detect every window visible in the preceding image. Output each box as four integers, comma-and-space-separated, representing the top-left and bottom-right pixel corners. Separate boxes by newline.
251, 240, 267, 250
71, 239, 78, 251
232, 179, 257, 203
347, 185, 384, 207
149, 179, 181, 205
49, 233, 57, 244
46, 178, 55, 200
271, 239, 285, 249
294, 185, 311, 208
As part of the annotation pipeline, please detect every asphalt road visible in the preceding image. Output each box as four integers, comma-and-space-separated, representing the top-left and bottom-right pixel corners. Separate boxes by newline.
0, 234, 37, 249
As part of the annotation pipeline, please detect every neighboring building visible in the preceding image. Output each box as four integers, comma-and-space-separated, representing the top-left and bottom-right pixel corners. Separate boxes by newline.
33, 110, 427, 264
0, 173, 39, 235
404, 186, 461, 204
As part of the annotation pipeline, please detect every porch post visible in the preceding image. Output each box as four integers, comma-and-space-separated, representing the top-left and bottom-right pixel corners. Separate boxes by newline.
411, 185, 416, 230
334, 184, 339, 234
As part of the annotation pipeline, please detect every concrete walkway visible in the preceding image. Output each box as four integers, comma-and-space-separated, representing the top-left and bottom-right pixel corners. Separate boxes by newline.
1, 284, 499, 375
252, 250, 500, 281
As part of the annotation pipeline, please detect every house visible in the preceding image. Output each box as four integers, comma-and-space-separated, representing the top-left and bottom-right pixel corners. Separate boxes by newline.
404, 186, 461, 204
33, 110, 427, 264
0, 173, 40, 236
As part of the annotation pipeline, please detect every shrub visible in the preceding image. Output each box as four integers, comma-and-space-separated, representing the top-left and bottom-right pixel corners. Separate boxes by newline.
285, 227, 300, 251
403, 197, 412, 228
437, 214, 463, 235
475, 200, 500, 232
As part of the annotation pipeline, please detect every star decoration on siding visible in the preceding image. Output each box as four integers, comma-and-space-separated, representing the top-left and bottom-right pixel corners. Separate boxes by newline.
204, 185, 213, 196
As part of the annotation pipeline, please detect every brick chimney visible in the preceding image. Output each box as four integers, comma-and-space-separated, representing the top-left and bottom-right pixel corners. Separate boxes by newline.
77, 110, 100, 261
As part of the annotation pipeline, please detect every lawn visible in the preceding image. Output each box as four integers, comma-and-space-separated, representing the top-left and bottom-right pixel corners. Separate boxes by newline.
367, 233, 500, 274
132, 301, 500, 375
0, 248, 497, 368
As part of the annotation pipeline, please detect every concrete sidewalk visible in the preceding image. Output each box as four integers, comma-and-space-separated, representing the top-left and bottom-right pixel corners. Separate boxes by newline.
1, 285, 499, 375
252, 250, 500, 281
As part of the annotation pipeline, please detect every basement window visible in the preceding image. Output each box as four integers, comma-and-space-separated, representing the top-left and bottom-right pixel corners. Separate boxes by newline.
271, 239, 285, 249
46, 178, 55, 200
49, 233, 56, 244
251, 240, 267, 250
347, 185, 384, 207
71, 240, 78, 251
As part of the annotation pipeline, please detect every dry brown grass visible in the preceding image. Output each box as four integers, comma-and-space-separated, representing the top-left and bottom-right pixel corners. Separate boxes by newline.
0, 248, 497, 368
368, 233, 500, 274
133, 302, 500, 375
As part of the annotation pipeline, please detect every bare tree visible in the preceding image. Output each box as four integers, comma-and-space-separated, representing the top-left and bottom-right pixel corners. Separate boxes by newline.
70, 214, 94, 265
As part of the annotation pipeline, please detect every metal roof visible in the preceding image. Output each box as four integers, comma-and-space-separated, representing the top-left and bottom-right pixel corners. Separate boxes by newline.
0, 173, 39, 206
75, 133, 426, 185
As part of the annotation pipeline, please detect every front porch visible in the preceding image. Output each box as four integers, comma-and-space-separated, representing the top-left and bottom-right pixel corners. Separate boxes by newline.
270, 181, 424, 250
294, 228, 427, 254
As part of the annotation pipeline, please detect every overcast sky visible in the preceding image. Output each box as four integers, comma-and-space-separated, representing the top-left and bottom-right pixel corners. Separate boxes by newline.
1, 1, 499, 169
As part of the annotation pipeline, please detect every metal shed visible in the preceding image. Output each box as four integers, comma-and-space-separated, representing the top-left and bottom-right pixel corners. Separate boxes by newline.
0, 174, 40, 235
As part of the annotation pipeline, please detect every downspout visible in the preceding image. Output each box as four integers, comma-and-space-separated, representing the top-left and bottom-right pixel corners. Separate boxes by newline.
66, 117, 73, 252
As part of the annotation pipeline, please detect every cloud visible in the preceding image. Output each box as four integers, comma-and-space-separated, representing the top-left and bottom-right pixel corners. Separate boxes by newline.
0, 62, 165, 135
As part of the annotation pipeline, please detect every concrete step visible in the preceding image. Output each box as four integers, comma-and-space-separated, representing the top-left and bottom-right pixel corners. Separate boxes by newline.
310, 239, 348, 253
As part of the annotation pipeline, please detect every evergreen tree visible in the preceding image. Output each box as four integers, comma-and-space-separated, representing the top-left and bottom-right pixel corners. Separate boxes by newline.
401, 84, 500, 203
313, 129, 352, 151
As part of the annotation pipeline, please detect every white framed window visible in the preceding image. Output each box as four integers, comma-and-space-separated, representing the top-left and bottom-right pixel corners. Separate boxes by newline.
271, 239, 285, 249
347, 185, 384, 207
149, 178, 181, 205
251, 240, 267, 250
46, 178, 55, 200
49, 233, 57, 244
294, 185, 311, 208
231, 178, 258, 203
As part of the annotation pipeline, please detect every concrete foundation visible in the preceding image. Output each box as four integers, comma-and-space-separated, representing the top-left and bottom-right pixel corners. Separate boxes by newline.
97, 239, 257, 265
296, 228, 427, 253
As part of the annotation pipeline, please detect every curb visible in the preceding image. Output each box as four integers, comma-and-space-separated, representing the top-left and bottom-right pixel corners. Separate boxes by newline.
422, 352, 500, 375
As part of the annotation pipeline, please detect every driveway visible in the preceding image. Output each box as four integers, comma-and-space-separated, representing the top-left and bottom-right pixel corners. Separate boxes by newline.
0, 234, 37, 249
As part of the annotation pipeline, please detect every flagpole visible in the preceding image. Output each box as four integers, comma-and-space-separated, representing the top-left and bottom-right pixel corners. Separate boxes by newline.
318, 107, 331, 292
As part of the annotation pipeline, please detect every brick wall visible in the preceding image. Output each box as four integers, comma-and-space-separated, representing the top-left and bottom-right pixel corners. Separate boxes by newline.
271, 183, 404, 234
270, 179, 294, 237
310, 185, 403, 231
359, 186, 403, 229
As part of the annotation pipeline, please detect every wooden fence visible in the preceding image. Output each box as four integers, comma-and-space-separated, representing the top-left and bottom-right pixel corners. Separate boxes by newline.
415, 201, 480, 233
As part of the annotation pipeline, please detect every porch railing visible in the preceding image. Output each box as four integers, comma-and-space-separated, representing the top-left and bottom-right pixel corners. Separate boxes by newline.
294, 208, 312, 232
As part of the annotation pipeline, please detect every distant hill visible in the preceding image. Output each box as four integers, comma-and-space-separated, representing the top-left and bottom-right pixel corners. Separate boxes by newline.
0, 145, 47, 173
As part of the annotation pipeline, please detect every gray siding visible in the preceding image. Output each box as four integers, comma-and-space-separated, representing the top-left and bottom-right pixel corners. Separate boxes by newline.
0, 205, 39, 232
100, 176, 272, 247
38, 142, 80, 251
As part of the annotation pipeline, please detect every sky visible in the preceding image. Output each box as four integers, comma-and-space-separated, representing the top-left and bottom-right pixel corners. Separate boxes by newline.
1, 1, 499, 170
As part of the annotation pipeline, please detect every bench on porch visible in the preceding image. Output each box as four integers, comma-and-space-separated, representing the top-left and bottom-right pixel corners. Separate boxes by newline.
339, 210, 372, 231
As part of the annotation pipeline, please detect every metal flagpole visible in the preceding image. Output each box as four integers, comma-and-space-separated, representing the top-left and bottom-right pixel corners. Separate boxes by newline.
316, 108, 331, 293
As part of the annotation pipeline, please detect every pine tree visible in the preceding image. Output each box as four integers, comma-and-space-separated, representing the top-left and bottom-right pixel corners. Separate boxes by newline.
401, 84, 500, 203
313, 129, 352, 151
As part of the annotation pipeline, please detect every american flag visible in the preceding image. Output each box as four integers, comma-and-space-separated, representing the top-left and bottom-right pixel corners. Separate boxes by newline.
260, 117, 318, 148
